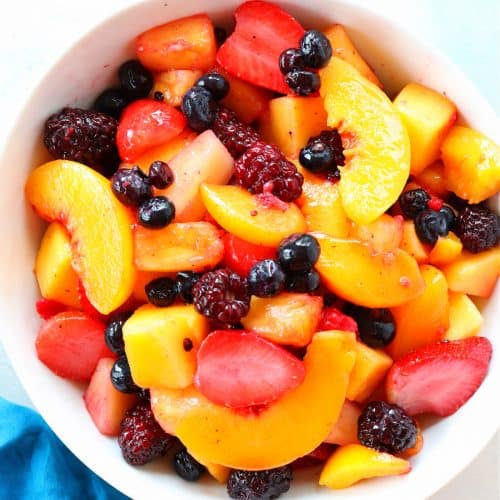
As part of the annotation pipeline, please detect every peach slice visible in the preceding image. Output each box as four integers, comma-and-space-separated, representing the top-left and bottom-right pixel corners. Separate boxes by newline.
314, 234, 425, 308
349, 214, 404, 254
205, 463, 231, 484
443, 292, 483, 341
152, 330, 357, 470
325, 400, 361, 446
399, 220, 430, 264
200, 184, 307, 247
428, 232, 463, 267
320, 57, 410, 224
150, 69, 203, 107
26, 160, 135, 314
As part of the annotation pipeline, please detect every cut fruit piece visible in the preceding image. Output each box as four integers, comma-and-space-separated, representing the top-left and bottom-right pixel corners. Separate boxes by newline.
349, 214, 404, 254
386, 336, 492, 416
388, 265, 449, 360
443, 292, 483, 341
324, 400, 361, 446
26, 160, 135, 314
35, 298, 67, 320
123, 304, 209, 389
194, 330, 305, 408
320, 57, 410, 224
319, 444, 410, 489
131, 270, 170, 304
205, 463, 231, 483
241, 293, 323, 347
315, 234, 425, 308
200, 184, 307, 247
318, 308, 358, 334
428, 232, 462, 267
84, 358, 138, 436
150, 69, 202, 107
152, 330, 357, 470
136, 14, 217, 71
441, 126, 500, 203
414, 161, 448, 197
393, 83, 457, 175
134, 222, 224, 273
398, 424, 424, 459
399, 220, 431, 263
35, 222, 80, 308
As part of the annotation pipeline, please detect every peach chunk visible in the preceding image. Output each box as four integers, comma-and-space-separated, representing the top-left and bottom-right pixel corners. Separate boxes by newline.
134, 222, 224, 273
26, 160, 135, 314
200, 184, 307, 247
320, 57, 410, 224
393, 83, 457, 175
441, 126, 500, 203
388, 265, 449, 360
400, 220, 430, 264
241, 293, 323, 347
150, 69, 202, 107
443, 292, 483, 341
152, 330, 357, 470
325, 400, 361, 446
428, 232, 463, 267
414, 161, 448, 197
205, 463, 231, 484
349, 214, 404, 254
314, 234, 425, 308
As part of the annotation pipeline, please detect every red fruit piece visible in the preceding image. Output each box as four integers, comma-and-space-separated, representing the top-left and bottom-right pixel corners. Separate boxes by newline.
318, 307, 358, 333
428, 196, 443, 211
223, 232, 276, 276
292, 443, 336, 469
194, 330, 305, 408
386, 336, 492, 417
35, 298, 67, 320
217, 0, 305, 94
116, 99, 187, 162
36, 311, 113, 382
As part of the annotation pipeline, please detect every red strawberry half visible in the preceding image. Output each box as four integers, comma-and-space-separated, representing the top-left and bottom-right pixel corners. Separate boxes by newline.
217, 0, 305, 94
35, 298, 67, 320
317, 307, 358, 334
386, 337, 492, 417
195, 329, 305, 408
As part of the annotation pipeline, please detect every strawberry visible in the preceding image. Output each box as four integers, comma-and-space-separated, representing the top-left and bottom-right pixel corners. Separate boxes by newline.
386, 337, 492, 416
116, 99, 187, 162
36, 311, 113, 382
194, 330, 305, 408
216, 1, 305, 94
35, 298, 67, 320
318, 307, 358, 333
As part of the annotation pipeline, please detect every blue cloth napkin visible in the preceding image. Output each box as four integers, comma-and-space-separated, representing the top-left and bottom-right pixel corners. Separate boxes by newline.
0, 397, 128, 500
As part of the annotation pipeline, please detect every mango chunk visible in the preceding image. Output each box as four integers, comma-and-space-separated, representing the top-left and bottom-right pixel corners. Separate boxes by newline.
414, 161, 448, 197
400, 220, 430, 263
428, 232, 463, 267
443, 292, 483, 340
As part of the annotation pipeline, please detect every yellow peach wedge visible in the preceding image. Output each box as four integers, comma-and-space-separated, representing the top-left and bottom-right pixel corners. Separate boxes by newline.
443, 292, 484, 341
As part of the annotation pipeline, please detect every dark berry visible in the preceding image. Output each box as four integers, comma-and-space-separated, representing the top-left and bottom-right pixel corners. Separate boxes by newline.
299, 140, 333, 173
279, 48, 306, 74
111, 356, 140, 394
358, 401, 417, 454
148, 160, 174, 189
118, 403, 173, 465
94, 88, 128, 119
214, 26, 228, 46
181, 86, 217, 132
354, 307, 396, 348
183, 338, 194, 352
234, 141, 303, 202
175, 271, 201, 304
315, 130, 345, 167
278, 233, 320, 272
248, 259, 286, 297
299, 30, 332, 69
455, 205, 499, 253
439, 205, 456, 231
111, 166, 152, 206
285, 69, 320, 96
195, 73, 230, 101
398, 189, 431, 219
138, 196, 175, 229
415, 209, 449, 245
137, 388, 150, 402
118, 60, 153, 100
104, 311, 132, 355
145, 277, 177, 307
192, 268, 250, 323
227, 466, 292, 500
153, 91, 164, 101
173, 449, 206, 481
285, 269, 320, 293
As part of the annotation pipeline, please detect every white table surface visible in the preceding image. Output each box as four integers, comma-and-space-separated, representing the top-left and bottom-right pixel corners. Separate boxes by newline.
0, 1, 498, 499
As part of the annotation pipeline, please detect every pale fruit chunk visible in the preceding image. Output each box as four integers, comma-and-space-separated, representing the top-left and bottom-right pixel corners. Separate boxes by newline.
123, 304, 209, 389
444, 292, 483, 341
25, 160, 135, 314
150, 70, 202, 107
35, 222, 80, 308
320, 57, 410, 224
393, 83, 457, 175
400, 220, 430, 263
319, 444, 410, 489
428, 232, 463, 267
315, 234, 425, 308
414, 161, 448, 197
325, 400, 361, 445
200, 184, 307, 247
205, 463, 231, 483
349, 214, 404, 254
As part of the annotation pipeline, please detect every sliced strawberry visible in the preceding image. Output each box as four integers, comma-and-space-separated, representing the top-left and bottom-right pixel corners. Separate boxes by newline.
217, 1, 305, 94
36, 311, 113, 382
386, 337, 492, 416
194, 330, 305, 408
318, 307, 358, 334
35, 298, 67, 320
116, 99, 187, 162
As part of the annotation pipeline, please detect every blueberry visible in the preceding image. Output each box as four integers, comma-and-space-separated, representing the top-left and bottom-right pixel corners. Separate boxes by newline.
104, 311, 132, 355
94, 88, 128, 118
248, 259, 286, 297
278, 233, 320, 272
118, 60, 153, 100
279, 48, 306, 75
175, 271, 201, 304
111, 356, 140, 393
398, 189, 430, 219
285, 70, 320, 96
181, 87, 217, 132
148, 160, 174, 189
355, 307, 396, 348
439, 205, 456, 231
195, 73, 230, 101
145, 277, 177, 307
299, 30, 332, 69
111, 166, 152, 206
285, 269, 320, 293
138, 196, 175, 229
415, 209, 449, 245
299, 140, 333, 173
173, 449, 206, 482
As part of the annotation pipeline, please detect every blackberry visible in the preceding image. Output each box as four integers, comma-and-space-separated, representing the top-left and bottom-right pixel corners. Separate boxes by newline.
111, 166, 152, 206
118, 403, 173, 465
148, 160, 174, 189
175, 271, 201, 304
353, 307, 396, 348
138, 196, 175, 228
137, 388, 150, 402
111, 356, 140, 394
299, 140, 333, 173
145, 277, 177, 307
455, 205, 499, 253
279, 48, 306, 74
104, 311, 133, 355
278, 233, 320, 272
173, 449, 206, 482
399, 189, 431, 219
44, 107, 118, 171
192, 268, 250, 324
285, 269, 320, 293
414, 209, 449, 245
248, 259, 286, 297
299, 30, 332, 69
195, 73, 230, 101
234, 141, 303, 202
227, 466, 292, 500
285, 69, 320, 96
211, 106, 260, 158
94, 88, 128, 119
358, 401, 417, 454
181, 86, 217, 132
118, 60, 153, 100
439, 205, 456, 231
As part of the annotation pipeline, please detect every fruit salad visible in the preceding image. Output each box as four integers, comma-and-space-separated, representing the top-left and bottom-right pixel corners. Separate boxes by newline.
25, 1, 499, 498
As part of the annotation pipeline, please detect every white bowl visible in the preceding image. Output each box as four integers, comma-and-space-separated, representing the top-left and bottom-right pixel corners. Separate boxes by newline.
0, 1, 498, 499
